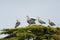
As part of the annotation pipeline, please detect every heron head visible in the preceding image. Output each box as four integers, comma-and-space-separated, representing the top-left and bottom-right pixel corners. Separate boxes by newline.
26, 15, 29, 18
36, 16, 39, 18
36, 16, 40, 20
16, 20, 19, 22
26, 15, 30, 20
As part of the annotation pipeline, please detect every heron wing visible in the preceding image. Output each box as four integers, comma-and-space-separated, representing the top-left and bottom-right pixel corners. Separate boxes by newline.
15, 22, 20, 28
39, 20, 46, 24
31, 18, 36, 21
50, 22, 55, 26
27, 20, 36, 24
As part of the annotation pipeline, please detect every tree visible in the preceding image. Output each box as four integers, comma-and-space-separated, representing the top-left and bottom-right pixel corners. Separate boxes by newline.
0, 25, 60, 40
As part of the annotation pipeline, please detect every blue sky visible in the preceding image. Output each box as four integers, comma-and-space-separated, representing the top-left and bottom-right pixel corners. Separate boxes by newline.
0, 0, 60, 38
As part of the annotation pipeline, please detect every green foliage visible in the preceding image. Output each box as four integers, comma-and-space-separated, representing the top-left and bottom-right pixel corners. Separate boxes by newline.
0, 25, 60, 40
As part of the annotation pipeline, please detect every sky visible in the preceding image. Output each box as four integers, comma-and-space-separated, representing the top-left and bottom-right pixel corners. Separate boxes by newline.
0, 0, 60, 38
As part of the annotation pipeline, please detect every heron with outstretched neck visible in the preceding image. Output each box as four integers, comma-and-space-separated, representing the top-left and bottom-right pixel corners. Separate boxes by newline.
48, 19, 56, 26
37, 17, 46, 25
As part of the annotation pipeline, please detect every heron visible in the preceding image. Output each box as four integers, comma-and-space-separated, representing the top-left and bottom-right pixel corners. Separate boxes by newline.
26, 16, 36, 26
15, 20, 20, 28
48, 19, 56, 26
37, 17, 46, 24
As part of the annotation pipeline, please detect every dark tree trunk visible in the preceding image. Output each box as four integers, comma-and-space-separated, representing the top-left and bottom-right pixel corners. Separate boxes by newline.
27, 37, 29, 40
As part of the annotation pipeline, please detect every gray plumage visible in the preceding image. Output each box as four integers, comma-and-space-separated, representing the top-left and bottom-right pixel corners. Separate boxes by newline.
15, 20, 20, 28
37, 17, 46, 24
48, 19, 56, 26
26, 16, 36, 25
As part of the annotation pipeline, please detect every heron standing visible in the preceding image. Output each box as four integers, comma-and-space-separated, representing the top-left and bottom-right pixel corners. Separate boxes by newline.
37, 17, 46, 25
26, 16, 36, 26
15, 20, 20, 28
48, 19, 56, 26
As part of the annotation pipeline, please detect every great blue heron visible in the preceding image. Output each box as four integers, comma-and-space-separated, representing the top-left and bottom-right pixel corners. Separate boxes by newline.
15, 20, 20, 28
26, 16, 36, 26
37, 17, 46, 24
48, 19, 56, 26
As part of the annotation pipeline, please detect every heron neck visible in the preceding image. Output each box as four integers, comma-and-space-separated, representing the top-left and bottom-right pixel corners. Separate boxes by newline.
38, 18, 40, 21
49, 20, 50, 23
27, 17, 30, 20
